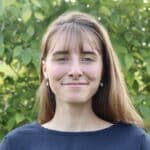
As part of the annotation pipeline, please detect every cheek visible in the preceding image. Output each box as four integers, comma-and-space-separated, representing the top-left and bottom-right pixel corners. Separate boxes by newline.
84, 64, 102, 81
48, 64, 68, 80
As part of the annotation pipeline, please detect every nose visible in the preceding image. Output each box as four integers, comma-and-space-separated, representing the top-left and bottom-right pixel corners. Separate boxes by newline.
68, 60, 83, 79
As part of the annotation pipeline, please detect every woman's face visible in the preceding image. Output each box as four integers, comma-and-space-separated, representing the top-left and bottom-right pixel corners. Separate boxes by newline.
43, 33, 103, 105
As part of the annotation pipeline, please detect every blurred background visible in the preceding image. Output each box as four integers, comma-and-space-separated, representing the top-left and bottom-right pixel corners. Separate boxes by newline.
0, 0, 150, 140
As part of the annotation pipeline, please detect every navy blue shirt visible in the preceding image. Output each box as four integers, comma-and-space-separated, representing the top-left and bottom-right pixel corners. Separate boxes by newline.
0, 122, 150, 150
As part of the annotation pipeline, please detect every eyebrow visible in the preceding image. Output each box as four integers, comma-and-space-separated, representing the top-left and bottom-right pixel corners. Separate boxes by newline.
52, 50, 97, 56
81, 51, 97, 55
52, 51, 69, 56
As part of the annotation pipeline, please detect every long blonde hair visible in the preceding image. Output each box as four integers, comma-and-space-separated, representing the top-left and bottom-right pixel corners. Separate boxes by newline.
38, 11, 144, 127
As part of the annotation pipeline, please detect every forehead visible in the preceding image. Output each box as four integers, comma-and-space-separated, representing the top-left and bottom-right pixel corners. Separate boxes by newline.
47, 25, 102, 55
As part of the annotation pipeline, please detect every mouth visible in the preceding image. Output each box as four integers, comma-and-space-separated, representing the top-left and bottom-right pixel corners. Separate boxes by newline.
61, 83, 89, 86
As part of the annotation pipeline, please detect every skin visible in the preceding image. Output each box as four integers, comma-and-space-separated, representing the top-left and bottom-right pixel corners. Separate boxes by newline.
42, 33, 112, 131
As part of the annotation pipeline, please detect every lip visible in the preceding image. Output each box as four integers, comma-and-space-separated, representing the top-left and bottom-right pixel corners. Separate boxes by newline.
61, 83, 89, 85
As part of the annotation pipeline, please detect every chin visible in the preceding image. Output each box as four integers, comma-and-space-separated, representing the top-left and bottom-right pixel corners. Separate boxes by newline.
63, 95, 90, 104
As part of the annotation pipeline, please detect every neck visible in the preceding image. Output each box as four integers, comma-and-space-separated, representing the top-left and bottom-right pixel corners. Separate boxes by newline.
42, 101, 109, 131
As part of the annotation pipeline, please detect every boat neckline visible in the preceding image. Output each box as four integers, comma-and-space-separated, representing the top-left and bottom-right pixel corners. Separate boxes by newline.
34, 121, 122, 136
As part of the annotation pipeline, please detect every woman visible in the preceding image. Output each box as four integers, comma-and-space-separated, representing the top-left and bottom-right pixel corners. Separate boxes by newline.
1, 11, 150, 150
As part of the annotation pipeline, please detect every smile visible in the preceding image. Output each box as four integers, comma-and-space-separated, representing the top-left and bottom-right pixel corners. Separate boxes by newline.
61, 83, 89, 85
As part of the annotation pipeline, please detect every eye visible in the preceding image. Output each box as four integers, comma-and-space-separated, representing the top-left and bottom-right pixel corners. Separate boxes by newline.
81, 57, 94, 62
56, 57, 69, 62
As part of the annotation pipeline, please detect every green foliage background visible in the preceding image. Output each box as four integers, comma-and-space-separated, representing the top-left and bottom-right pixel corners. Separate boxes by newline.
0, 0, 150, 140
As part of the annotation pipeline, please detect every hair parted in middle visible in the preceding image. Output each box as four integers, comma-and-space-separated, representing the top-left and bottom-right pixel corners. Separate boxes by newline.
38, 11, 143, 127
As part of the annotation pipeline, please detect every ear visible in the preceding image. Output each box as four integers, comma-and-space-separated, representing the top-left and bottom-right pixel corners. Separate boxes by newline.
42, 60, 48, 79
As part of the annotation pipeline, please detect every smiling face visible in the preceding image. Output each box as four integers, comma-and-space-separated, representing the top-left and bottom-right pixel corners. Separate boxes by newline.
42, 27, 103, 105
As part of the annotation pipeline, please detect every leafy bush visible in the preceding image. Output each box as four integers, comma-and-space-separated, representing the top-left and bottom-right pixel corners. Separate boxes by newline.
0, 0, 150, 140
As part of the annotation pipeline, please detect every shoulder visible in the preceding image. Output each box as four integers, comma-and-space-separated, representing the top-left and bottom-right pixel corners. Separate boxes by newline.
116, 122, 150, 148
116, 122, 147, 136
5, 122, 40, 139
1, 122, 40, 144
0, 122, 42, 150
117, 122, 144, 132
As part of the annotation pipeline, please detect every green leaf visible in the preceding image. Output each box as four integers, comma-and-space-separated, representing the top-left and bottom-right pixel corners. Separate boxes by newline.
0, 34, 4, 56
133, 40, 141, 47
0, 0, 4, 16
112, 41, 127, 55
34, 12, 45, 21
124, 54, 134, 69
146, 65, 150, 75
27, 25, 35, 37
0, 129, 5, 140
124, 32, 133, 42
31, 0, 41, 7
6, 117, 15, 131
144, 118, 150, 129
3, 0, 16, 8
126, 72, 134, 87
139, 105, 150, 119
132, 52, 143, 61
112, 41, 127, 67
111, 12, 120, 25
21, 48, 31, 65
15, 113, 25, 124
32, 50, 40, 71
13, 46, 23, 58
99, 6, 111, 16
22, 7, 32, 23
0, 62, 16, 77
